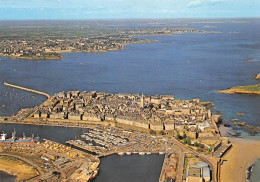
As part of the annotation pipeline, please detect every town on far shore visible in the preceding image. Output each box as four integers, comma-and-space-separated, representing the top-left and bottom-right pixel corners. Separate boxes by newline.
0, 22, 217, 60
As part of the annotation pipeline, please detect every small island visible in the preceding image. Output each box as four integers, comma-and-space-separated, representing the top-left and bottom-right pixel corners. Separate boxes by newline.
218, 84, 260, 95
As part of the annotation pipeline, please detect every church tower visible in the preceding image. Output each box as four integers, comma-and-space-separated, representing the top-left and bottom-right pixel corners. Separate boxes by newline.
140, 92, 144, 108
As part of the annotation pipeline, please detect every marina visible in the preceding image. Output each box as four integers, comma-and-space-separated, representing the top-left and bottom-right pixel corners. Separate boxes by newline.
66, 126, 170, 157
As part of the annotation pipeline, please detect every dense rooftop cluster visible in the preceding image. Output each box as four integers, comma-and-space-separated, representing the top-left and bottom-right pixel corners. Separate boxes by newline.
0, 37, 138, 58
33, 91, 220, 134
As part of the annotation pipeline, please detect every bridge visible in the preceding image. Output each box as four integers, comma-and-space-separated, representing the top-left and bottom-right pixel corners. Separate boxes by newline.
3, 82, 50, 99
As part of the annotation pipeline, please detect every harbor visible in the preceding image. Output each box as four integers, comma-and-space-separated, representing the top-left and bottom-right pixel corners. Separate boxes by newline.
0, 123, 164, 182
66, 126, 169, 157
0, 128, 100, 182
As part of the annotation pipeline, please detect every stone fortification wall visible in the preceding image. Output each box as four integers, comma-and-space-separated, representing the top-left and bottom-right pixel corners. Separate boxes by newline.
82, 114, 101, 122
115, 122, 150, 133
134, 121, 150, 129
164, 123, 175, 130
116, 117, 135, 126
150, 123, 164, 131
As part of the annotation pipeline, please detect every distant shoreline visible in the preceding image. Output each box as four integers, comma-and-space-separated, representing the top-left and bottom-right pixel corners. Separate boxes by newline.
0, 30, 220, 61
0, 39, 155, 60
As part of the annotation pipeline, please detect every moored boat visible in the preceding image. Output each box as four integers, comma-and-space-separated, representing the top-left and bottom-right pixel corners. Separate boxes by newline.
118, 152, 124, 156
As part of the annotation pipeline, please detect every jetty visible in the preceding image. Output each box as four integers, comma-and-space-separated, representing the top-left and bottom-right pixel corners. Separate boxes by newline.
3, 82, 50, 98
159, 151, 178, 182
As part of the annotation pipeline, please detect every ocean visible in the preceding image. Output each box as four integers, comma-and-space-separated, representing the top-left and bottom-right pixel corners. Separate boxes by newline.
0, 19, 260, 181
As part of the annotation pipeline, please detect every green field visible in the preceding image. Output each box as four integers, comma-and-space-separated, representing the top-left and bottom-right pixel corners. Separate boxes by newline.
231, 84, 260, 91
20, 52, 63, 60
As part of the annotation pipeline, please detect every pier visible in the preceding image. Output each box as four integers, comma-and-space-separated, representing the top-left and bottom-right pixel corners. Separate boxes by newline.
159, 151, 178, 182
3, 82, 50, 98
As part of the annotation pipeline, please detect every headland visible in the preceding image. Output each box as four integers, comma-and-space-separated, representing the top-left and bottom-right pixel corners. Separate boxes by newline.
218, 84, 260, 95
255, 73, 260, 80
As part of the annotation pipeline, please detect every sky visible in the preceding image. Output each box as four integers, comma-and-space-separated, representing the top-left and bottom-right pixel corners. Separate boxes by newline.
0, 0, 259, 20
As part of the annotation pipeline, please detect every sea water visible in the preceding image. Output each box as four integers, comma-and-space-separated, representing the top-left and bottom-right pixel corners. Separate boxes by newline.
250, 159, 260, 182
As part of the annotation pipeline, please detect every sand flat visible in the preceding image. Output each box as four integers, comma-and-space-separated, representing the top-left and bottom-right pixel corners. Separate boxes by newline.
220, 138, 260, 182
0, 155, 38, 182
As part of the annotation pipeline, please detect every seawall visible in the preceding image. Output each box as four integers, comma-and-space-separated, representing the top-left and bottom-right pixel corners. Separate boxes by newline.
3, 82, 50, 98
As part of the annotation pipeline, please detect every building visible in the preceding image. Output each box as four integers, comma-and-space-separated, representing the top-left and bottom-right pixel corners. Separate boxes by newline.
186, 162, 210, 182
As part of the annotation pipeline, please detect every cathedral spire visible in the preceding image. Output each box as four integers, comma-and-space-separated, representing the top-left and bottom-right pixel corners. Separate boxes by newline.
141, 92, 144, 108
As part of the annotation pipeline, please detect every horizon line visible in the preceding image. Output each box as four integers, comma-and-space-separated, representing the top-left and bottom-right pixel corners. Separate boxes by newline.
0, 17, 260, 21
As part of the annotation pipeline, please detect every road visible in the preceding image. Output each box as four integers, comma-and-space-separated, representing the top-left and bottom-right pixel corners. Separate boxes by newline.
171, 137, 219, 182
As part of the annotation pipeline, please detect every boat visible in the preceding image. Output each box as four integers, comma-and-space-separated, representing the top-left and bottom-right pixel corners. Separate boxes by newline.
80, 134, 86, 138
146, 152, 151, 155
126, 152, 131, 155
159, 152, 165, 155
139, 152, 145, 155
0, 129, 39, 143
118, 152, 124, 156
89, 168, 99, 179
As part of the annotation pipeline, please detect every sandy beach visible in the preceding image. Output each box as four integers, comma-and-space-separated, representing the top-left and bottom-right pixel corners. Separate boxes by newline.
220, 137, 260, 182
0, 154, 38, 182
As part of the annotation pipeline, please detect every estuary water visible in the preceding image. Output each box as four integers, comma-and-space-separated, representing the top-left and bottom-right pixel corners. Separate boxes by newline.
0, 19, 260, 181
0, 171, 15, 182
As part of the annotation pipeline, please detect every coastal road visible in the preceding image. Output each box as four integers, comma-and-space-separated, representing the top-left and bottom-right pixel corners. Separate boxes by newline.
171, 138, 219, 182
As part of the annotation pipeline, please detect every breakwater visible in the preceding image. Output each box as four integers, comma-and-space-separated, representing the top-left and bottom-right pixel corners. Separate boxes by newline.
3, 82, 50, 99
